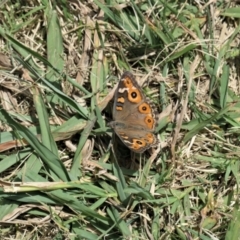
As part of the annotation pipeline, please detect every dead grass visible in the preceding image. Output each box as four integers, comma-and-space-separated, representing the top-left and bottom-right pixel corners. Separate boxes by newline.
0, 0, 240, 239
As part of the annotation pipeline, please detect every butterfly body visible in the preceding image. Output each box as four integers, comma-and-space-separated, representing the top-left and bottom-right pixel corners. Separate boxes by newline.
109, 71, 158, 153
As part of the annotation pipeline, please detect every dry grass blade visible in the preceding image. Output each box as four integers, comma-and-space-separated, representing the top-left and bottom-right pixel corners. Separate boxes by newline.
171, 55, 200, 163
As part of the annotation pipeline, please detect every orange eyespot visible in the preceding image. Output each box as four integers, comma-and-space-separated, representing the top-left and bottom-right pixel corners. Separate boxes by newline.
144, 116, 154, 129
139, 103, 151, 114
145, 133, 155, 144
128, 89, 142, 103
122, 76, 143, 103
131, 138, 146, 150
123, 77, 134, 88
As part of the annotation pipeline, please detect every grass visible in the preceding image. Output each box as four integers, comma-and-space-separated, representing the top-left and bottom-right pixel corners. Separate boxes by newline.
0, 0, 240, 239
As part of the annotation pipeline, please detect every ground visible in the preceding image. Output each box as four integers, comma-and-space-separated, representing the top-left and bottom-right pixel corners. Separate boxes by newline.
0, 1, 240, 239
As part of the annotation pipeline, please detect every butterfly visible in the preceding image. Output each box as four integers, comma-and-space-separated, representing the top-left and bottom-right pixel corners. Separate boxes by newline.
109, 71, 158, 153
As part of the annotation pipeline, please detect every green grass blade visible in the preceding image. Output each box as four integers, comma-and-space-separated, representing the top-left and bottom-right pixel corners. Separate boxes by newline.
0, 109, 69, 181
46, 9, 64, 83
33, 86, 58, 155
225, 202, 240, 240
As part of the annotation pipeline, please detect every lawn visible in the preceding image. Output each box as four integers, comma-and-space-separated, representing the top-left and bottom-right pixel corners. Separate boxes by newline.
0, 0, 240, 239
